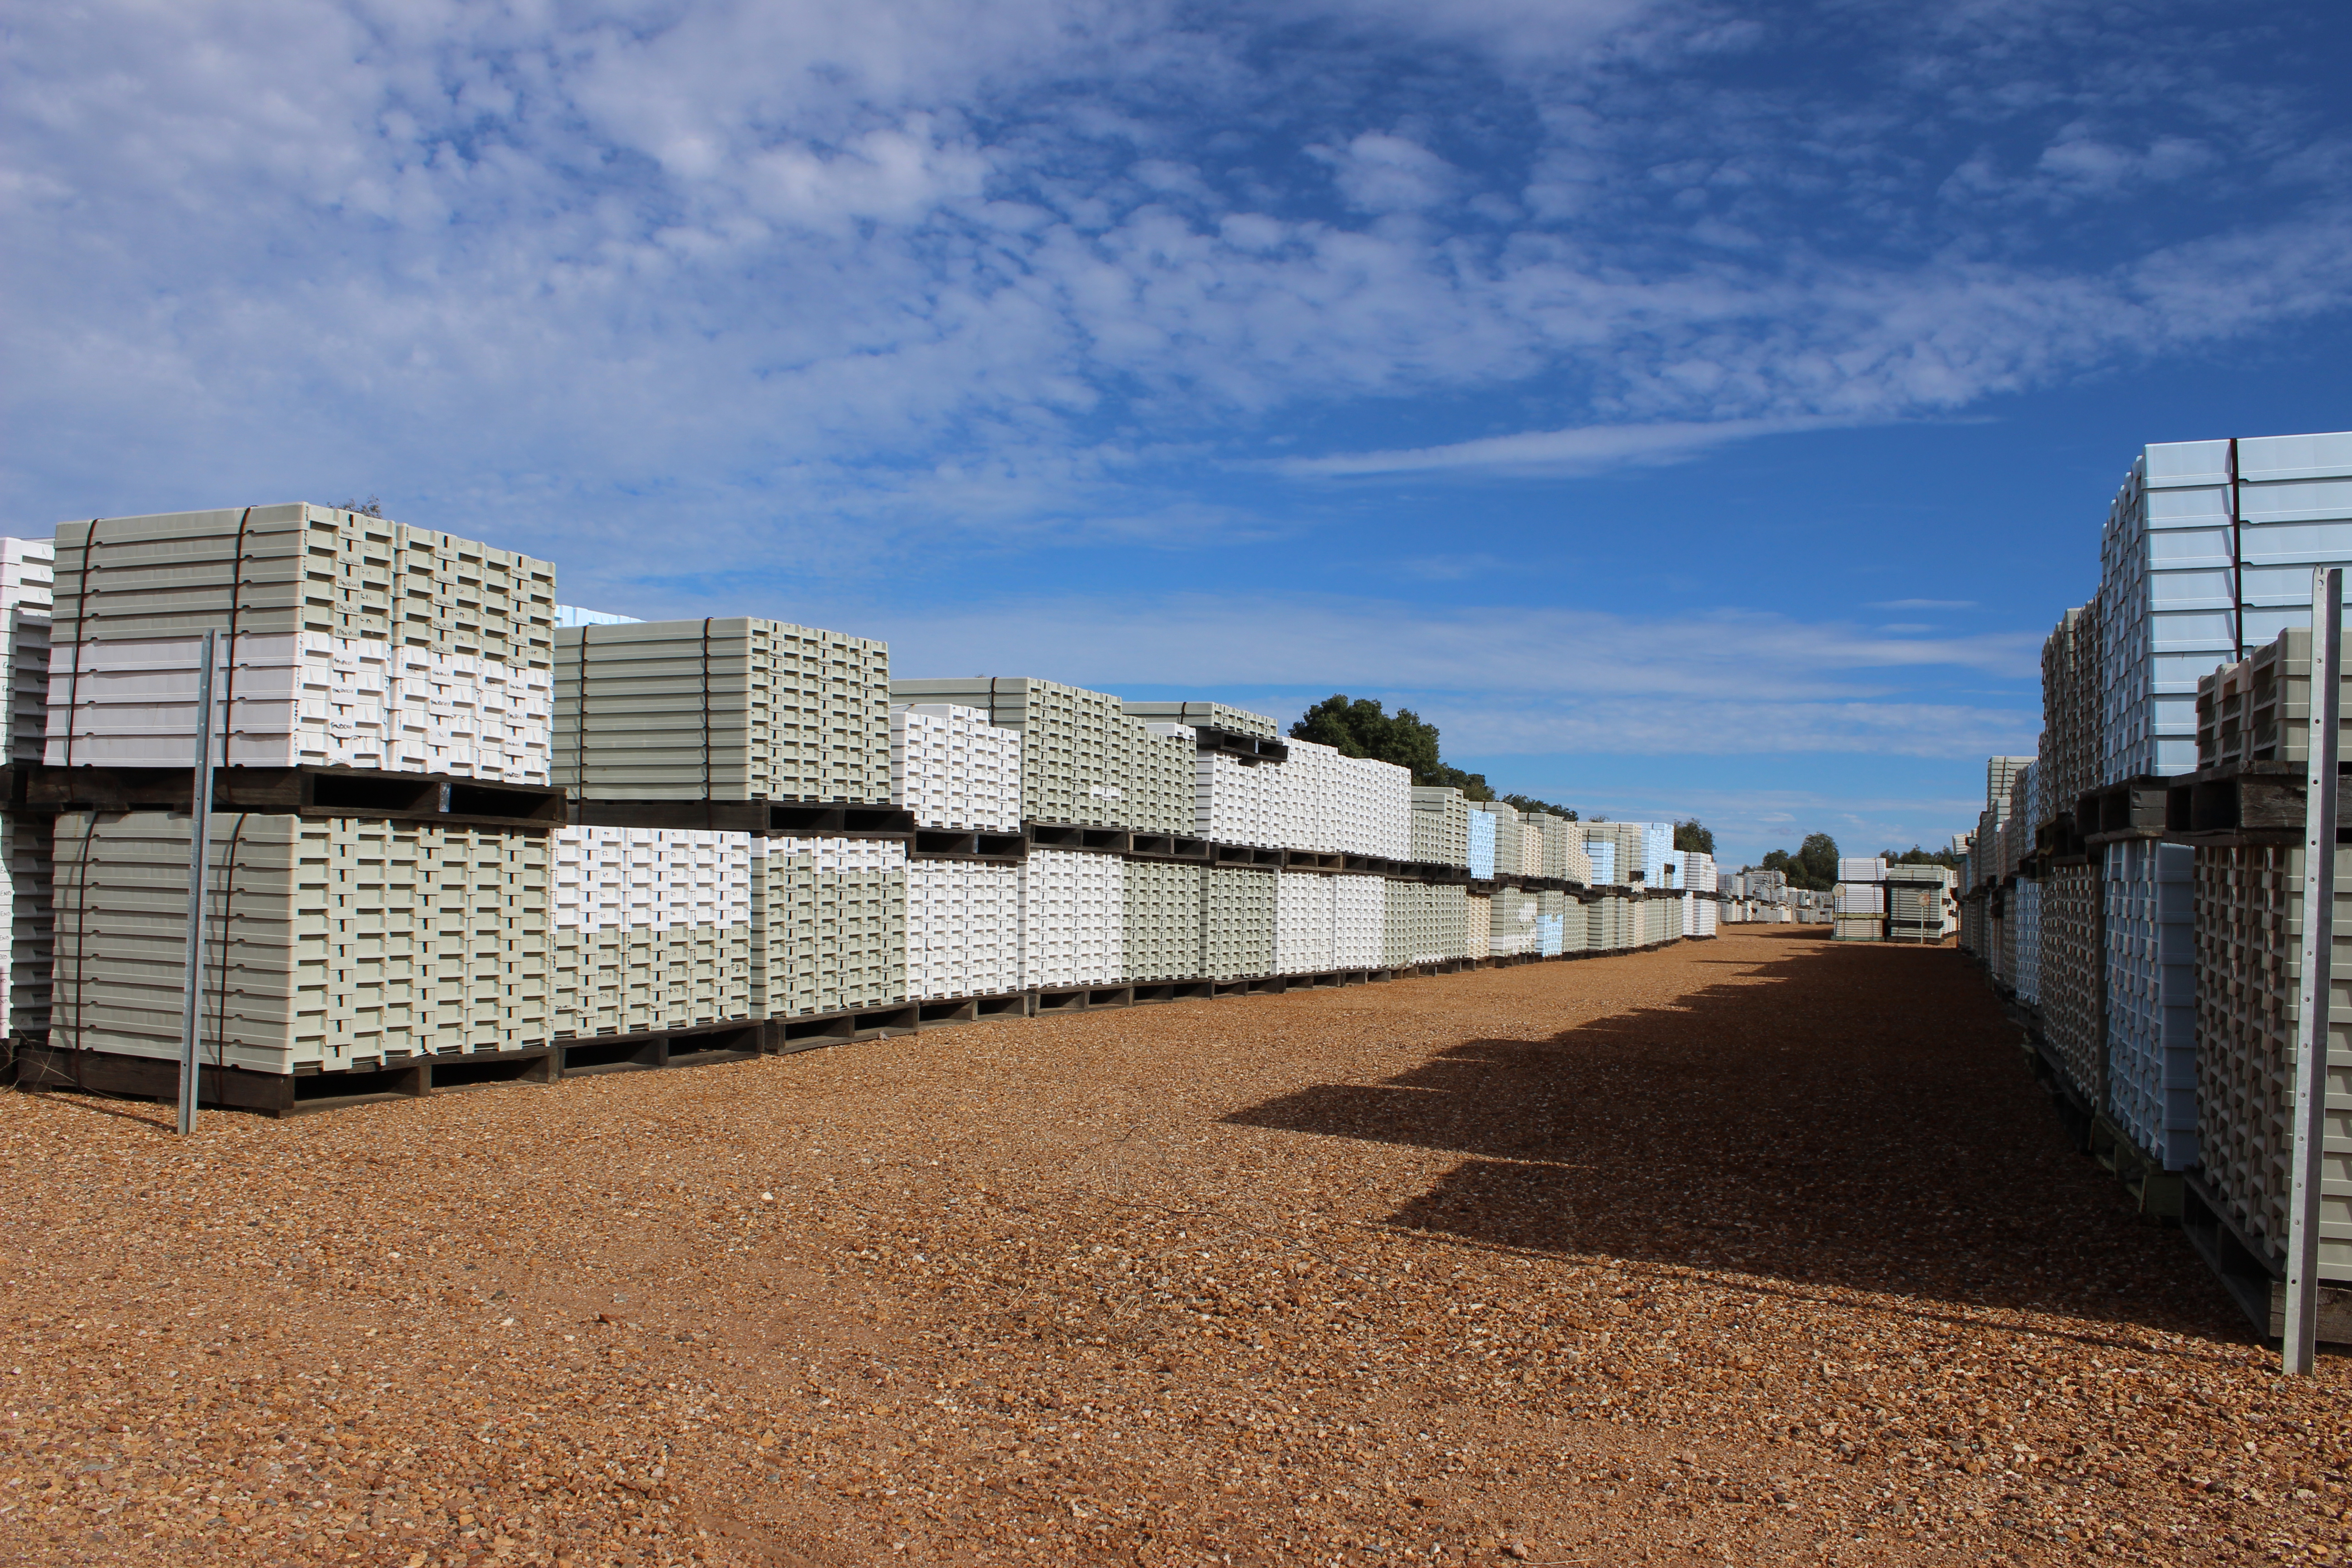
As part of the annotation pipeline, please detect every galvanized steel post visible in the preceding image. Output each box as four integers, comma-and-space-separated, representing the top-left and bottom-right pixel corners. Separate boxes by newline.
2286, 566, 2342, 1373
176, 628, 220, 1137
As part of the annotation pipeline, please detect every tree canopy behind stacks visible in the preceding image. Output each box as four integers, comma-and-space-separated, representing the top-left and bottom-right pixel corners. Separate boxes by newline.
1289, 695, 1494, 800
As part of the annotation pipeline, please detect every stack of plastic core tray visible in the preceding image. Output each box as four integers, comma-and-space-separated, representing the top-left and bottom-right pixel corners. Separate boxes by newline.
1275, 870, 1336, 974
1467, 809, 1498, 880
2192, 840, 2352, 1284
1119, 701, 1278, 739
1471, 802, 1522, 881
1124, 859, 1205, 982
905, 860, 1022, 1000
50, 810, 549, 1073
1274, 740, 1411, 858
748, 836, 907, 1019
1204, 864, 1275, 980
558, 618, 890, 803
2103, 838, 2197, 1167
0, 536, 52, 1036
1019, 849, 1124, 989
893, 703, 1022, 829
1409, 786, 1470, 867
1193, 746, 1285, 847
547, 826, 754, 1037
1489, 886, 1539, 957
891, 677, 1190, 832
1535, 889, 1568, 955
2098, 433, 2352, 785
49, 506, 556, 780
45, 505, 560, 1074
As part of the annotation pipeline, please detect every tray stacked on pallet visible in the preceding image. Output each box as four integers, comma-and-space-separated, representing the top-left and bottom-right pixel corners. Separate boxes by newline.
1464, 892, 1491, 960
1276, 740, 1411, 859
1488, 886, 1539, 957
2103, 838, 2197, 1168
1124, 859, 1205, 983
893, 701, 1025, 1002
890, 676, 1192, 833
2101, 433, 2352, 784
1019, 849, 1124, 989
1120, 700, 1279, 740
1382, 880, 1466, 966
0, 537, 53, 1037
1410, 787, 1470, 868
892, 704, 1021, 830
560, 616, 906, 1028
40, 506, 561, 1082
1193, 748, 1285, 848
749, 836, 907, 1019
1472, 801, 1522, 882
558, 618, 889, 802
905, 861, 1022, 1001
1204, 863, 1276, 980
1535, 888, 1569, 956
1275, 870, 1337, 974
49, 507, 555, 781
1467, 808, 1498, 879
2040, 865, 2102, 1094
1667, 852, 1717, 938
52, 811, 549, 1073
2192, 841, 2352, 1285
1639, 894, 1676, 946
2034, 600, 2102, 1089
548, 827, 753, 1038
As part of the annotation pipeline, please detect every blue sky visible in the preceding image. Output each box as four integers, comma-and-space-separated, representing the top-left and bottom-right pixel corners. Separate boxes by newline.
6, 0, 2350, 867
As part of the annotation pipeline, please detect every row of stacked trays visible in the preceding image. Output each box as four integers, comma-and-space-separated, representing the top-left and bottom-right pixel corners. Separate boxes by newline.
1, 501, 1706, 1102
1955, 426, 2352, 1316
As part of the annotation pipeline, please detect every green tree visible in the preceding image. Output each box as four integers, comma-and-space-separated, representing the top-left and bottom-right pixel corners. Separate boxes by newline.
1755, 835, 1840, 889
1881, 844, 1963, 869
1290, 695, 1491, 799
1793, 832, 1841, 890
1673, 818, 1715, 855
1501, 793, 1577, 820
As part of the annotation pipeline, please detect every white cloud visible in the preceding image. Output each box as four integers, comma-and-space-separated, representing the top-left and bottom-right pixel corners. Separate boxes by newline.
1278, 416, 1835, 477
0, 0, 2345, 547
1312, 132, 1458, 213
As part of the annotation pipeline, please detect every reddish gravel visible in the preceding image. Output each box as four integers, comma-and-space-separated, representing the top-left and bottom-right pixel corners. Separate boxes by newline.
3, 927, 2349, 1568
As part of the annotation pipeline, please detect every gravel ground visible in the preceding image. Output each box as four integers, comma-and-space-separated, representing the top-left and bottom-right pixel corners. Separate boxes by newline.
3, 927, 2349, 1568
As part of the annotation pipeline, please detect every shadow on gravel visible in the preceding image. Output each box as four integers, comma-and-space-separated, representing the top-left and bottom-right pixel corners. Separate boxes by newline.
1223, 932, 2241, 1337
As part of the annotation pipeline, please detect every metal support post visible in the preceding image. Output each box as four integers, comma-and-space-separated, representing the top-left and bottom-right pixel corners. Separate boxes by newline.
2286, 566, 2342, 1373
176, 629, 220, 1137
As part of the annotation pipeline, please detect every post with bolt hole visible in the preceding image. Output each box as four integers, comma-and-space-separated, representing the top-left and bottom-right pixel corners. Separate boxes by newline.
2285, 565, 2341, 1374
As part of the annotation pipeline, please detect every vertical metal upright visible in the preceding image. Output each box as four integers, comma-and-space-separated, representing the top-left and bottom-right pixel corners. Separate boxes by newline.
2286, 565, 2342, 1373
176, 629, 220, 1137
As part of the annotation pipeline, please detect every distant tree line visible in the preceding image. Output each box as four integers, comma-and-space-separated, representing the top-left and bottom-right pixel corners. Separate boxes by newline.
1746, 835, 1963, 889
